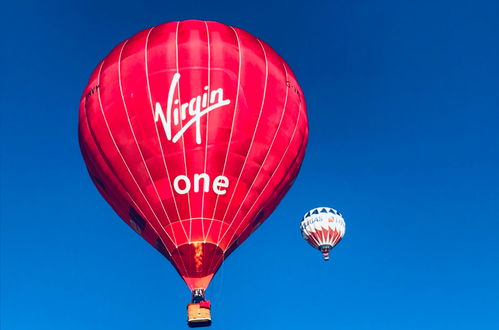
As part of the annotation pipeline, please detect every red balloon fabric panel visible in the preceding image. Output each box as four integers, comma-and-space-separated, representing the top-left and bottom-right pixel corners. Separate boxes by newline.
79, 20, 308, 290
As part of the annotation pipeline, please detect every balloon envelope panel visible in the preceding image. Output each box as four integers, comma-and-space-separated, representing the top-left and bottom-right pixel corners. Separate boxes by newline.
79, 20, 308, 290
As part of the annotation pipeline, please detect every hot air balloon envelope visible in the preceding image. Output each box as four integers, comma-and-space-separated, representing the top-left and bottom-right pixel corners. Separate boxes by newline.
300, 207, 345, 260
79, 19, 308, 301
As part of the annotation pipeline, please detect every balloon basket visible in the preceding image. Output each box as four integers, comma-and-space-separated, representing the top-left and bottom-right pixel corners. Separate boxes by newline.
187, 302, 212, 327
319, 244, 332, 261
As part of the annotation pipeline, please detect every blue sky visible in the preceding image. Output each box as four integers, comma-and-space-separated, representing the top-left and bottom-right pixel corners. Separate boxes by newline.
1, 0, 498, 329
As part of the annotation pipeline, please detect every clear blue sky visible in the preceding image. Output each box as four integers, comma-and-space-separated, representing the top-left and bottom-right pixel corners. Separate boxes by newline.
1, 1, 498, 329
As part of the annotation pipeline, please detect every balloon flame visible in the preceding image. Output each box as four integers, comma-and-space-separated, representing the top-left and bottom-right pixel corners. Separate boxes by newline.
193, 242, 203, 271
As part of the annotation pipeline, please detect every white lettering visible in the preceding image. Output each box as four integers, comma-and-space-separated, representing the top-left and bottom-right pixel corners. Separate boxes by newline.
213, 176, 229, 195
154, 73, 231, 144
193, 173, 210, 193
172, 173, 229, 195
173, 175, 191, 194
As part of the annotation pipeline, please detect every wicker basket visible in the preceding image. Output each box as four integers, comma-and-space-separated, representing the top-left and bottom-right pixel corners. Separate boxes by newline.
187, 303, 212, 327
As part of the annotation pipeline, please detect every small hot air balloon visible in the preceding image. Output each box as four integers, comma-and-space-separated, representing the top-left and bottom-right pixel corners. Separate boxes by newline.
300, 207, 345, 261
79, 20, 308, 327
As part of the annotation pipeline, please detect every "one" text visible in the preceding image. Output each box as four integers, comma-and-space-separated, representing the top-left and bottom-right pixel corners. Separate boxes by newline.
173, 173, 229, 195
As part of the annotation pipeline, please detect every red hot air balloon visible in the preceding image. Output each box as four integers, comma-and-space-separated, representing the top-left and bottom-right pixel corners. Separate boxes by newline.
79, 20, 308, 327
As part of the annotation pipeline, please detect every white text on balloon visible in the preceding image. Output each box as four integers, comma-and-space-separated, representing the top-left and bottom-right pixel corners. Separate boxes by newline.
154, 73, 231, 144
173, 173, 229, 195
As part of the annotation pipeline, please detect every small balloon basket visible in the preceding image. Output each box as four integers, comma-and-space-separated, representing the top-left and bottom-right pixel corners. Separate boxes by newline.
187, 289, 212, 327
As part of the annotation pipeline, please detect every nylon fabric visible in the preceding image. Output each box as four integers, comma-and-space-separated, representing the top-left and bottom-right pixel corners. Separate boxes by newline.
79, 20, 308, 290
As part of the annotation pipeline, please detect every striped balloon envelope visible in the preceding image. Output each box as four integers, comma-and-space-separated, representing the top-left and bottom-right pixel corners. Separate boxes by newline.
300, 207, 345, 261
78, 19, 308, 312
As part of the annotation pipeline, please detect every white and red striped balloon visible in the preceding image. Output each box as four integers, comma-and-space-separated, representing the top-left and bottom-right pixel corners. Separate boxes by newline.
300, 207, 345, 261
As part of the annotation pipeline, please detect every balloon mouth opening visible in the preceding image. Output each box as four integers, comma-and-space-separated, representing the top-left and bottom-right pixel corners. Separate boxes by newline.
174, 242, 224, 290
